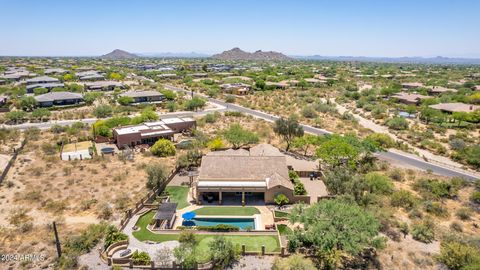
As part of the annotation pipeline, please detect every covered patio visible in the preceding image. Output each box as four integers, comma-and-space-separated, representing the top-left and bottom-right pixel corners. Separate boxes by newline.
153, 202, 177, 229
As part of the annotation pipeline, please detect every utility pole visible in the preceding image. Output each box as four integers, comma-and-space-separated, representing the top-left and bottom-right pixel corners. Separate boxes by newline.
53, 221, 62, 258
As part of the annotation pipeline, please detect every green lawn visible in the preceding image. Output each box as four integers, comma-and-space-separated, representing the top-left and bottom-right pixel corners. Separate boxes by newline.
193, 206, 260, 216
274, 211, 290, 218
277, 224, 292, 236
132, 210, 280, 263
164, 186, 190, 209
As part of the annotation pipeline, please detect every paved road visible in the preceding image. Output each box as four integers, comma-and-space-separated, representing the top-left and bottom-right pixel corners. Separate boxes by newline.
165, 84, 480, 180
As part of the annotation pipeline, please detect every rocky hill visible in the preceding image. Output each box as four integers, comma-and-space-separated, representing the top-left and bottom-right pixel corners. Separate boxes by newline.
101, 49, 138, 59
212, 47, 291, 61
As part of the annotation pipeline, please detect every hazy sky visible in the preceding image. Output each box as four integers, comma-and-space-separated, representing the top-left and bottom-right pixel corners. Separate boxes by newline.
1, 0, 479, 57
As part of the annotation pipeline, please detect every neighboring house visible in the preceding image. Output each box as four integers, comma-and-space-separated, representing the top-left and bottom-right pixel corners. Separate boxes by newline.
112, 117, 196, 148
427, 86, 457, 95
0, 79, 5, 85
474, 85, 480, 91
26, 76, 59, 85
195, 144, 315, 205
266, 82, 288, 89
119, 90, 165, 103
191, 73, 208, 78
391, 92, 430, 105
157, 73, 179, 79
401, 82, 424, 89
79, 74, 105, 81
85, 81, 125, 91
220, 83, 251, 95
429, 103, 480, 114
223, 76, 253, 82
34, 91, 84, 107
44, 68, 68, 75
26, 83, 65, 93
25, 76, 64, 93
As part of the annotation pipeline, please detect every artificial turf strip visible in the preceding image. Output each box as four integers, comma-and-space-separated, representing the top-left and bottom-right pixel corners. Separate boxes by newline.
193, 206, 260, 216
164, 186, 190, 209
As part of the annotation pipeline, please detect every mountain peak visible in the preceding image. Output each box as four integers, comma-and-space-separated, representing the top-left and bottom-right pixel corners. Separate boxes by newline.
101, 49, 138, 59
212, 47, 291, 61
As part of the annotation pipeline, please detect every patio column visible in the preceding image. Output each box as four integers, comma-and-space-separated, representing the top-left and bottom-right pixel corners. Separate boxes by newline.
242, 191, 245, 206
219, 191, 222, 205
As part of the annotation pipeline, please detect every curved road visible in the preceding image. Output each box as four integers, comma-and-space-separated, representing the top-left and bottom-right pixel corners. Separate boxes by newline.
165, 84, 479, 181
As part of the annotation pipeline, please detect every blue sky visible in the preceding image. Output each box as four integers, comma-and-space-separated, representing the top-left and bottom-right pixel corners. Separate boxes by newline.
1, 0, 479, 57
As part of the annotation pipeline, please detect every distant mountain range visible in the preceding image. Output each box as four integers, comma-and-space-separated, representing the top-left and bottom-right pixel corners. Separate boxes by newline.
101, 49, 138, 59
96, 48, 480, 64
212, 47, 292, 61
294, 55, 480, 65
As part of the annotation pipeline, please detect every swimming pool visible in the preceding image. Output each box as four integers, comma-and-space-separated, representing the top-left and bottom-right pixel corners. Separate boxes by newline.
182, 217, 255, 230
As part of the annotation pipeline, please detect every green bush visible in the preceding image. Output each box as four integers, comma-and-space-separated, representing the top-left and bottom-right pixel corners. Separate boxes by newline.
423, 201, 449, 217
365, 172, 393, 195
470, 191, 480, 204
437, 241, 480, 270
385, 117, 409, 130
413, 178, 458, 199
294, 181, 307, 195
103, 225, 128, 249
274, 193, 289, 206
411, 220, 435, 243
150, 139, 176, 157
455, 208, 472, 221
93, 105, 113, 118
195, 224, 240, 232
131, 250, 151, 265
391, 190, 418, 210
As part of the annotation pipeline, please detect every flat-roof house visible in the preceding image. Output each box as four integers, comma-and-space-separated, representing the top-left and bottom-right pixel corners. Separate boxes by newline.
79, 74, 105, 81
266, 82, 288, 89
192, 73, 208, 78
429, 103, 480, 114
85, 81, 125, 91
26, 76, 59, 85
112, 117, 196, 148
44, 68, 68, 75
427, 86, 457, 95
220, 83, 251, 95
26, 82, 65, 93
401, 82, 424, 89
0, 79, 6, 85
34, 91, 84, 107
391, 92, 430, 105
119, 90, 165, 104
157, 73, 179, 79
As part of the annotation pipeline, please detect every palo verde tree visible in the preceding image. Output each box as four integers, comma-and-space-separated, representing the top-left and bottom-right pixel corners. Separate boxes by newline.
273, 115, 304, 151
288, 199, 382, 265
222, 123, 259, 149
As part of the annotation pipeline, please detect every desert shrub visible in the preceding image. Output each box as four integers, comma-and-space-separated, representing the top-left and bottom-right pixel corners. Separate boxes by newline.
385, 117, 409, 130
450, 221, 463, 232
423, 201, 449, 217
389, 168, 405, 181
301, 106, 317, 118
408, 208, 424, 219
104, 225, 128, 249
274, 193, 289, 206
470, 191, 480, 204
209, 235, 239, 269
365, 172, 393, 195
203, 112, 220, 123
411, 220, 435, 243
150, 139, 176, 157
294, 181, 307, 195
437, 241, 480, 270
131, 250, 151, 265
455, 208, 472, 221
225, 95, 236, 103
413, 178, 458, 199
272, 254, 317, 270
41, 143, 57, 155
97, 203, 112, 220
93, 105, 113, 118
391, 190, 418, 210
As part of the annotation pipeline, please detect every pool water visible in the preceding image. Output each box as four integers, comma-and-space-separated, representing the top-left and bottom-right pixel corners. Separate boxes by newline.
183, 217, 255, 230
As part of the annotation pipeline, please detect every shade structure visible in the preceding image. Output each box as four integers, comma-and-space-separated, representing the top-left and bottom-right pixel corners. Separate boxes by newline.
182, 211, 196, 220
